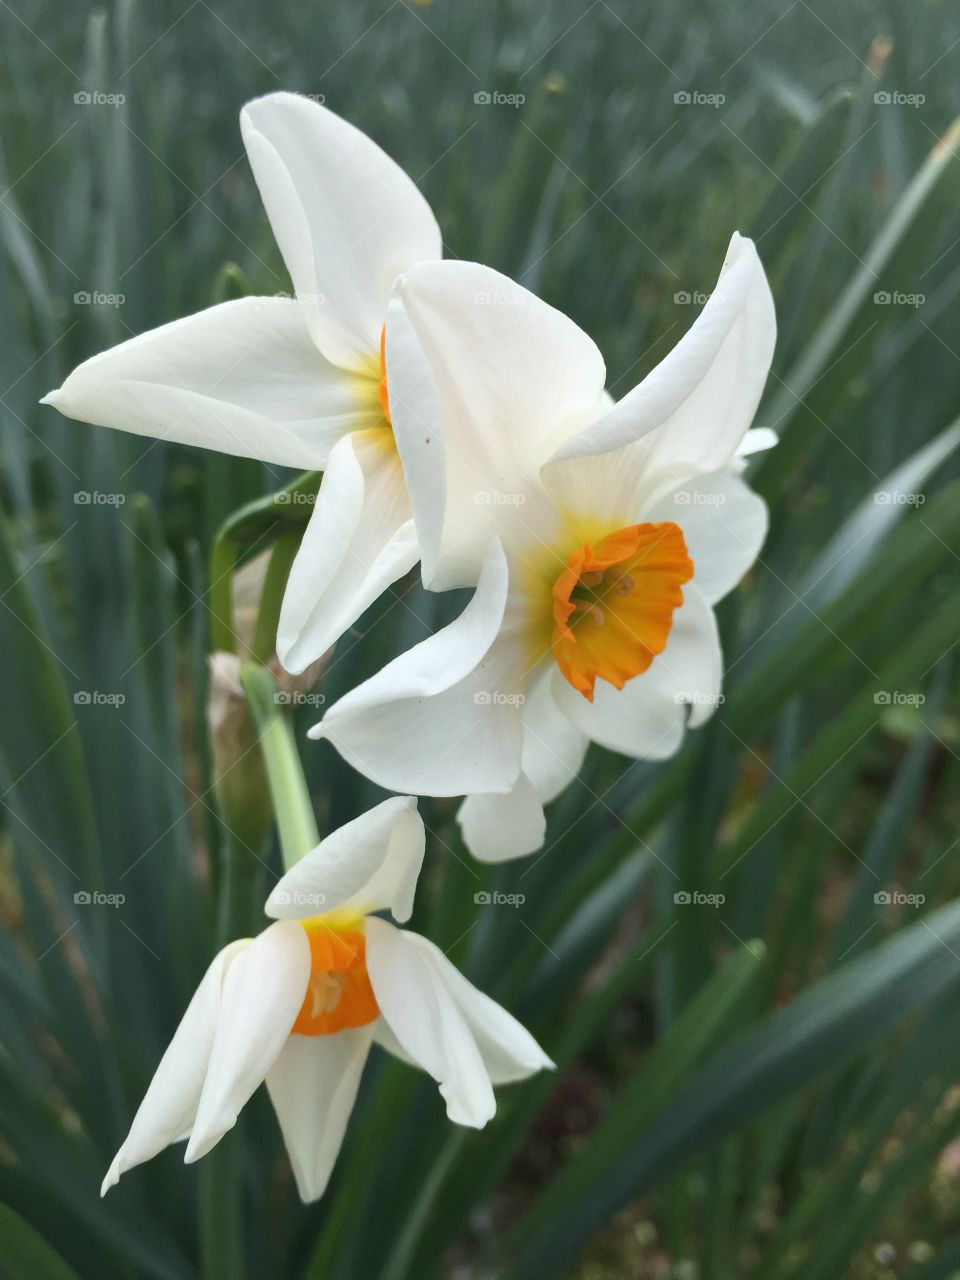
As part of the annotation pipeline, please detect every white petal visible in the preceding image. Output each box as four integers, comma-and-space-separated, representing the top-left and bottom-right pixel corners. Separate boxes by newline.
738, 426, 778, 457
309, 539, 524, 797
519, 670, 590, 804
544, 233, 775, 477
404, 931, 554, 1085
645, 470, 768, 605
367, 919, 551, 1119
364, 919, 494, 1126
241, 93, 441, 372
457, 772, 546, 864
372, 1016, 417, 1067
458, 667, 591, 861
101, 939, 248, 1196
276, 430, 418, 674
551, 584, 722, 759
387, 261, 607, 589
265, 1024, 374, 1203
42, 298, 373, 470
266, 795, 425, 924
541, 438, 767, 610
185, 921, 310, 1162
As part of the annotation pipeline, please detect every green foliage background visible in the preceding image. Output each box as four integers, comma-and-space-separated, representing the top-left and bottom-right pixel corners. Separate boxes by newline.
2, 1, 960, 1277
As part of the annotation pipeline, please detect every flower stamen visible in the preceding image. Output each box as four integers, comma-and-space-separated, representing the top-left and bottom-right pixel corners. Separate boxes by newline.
292, 918, 379, 1037
551, 522, 693, 701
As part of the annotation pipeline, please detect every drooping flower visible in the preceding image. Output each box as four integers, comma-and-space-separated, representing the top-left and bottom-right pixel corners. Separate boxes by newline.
42, 92, 443, 671
101, 796, 552, 1202
310, 234, 776, 861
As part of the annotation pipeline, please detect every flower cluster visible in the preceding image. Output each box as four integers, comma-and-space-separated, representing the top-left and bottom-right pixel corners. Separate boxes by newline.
44, 92, 775, 1199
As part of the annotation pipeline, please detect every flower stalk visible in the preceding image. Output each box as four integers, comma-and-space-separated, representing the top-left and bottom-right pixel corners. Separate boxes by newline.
240, 661, 319, 871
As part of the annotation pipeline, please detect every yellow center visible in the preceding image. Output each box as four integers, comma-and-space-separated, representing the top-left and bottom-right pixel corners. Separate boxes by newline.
377, 324, 391, 425
551, 522, 693, 701
292, 915, 379, 1037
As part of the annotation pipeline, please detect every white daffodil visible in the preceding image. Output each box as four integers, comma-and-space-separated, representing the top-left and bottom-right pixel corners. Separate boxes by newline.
311, 234, 776, 861
101, 797, 551, 1203
42, 92, 443, 671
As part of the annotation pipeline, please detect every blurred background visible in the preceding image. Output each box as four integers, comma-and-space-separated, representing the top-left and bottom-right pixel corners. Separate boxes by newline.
2, 1, 960, 1277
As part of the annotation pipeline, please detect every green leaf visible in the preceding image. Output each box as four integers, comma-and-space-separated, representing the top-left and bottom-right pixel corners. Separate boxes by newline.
498, 898, 960, 1277
0, 1203, 84, 1280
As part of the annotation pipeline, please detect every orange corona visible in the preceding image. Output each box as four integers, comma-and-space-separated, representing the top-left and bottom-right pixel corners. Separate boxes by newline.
291, 919, 379, 1037
552, 522, 693, 701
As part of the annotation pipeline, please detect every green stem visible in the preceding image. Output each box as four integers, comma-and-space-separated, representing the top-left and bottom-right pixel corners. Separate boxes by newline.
240, 662, 319, 869
252, 534, 300, 664
209, 533, 239, 653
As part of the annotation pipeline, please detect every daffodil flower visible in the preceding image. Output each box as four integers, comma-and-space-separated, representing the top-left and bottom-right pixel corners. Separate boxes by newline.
312, 234, 776, 860
102, 797, 552, 1202
42, 92, 442, 670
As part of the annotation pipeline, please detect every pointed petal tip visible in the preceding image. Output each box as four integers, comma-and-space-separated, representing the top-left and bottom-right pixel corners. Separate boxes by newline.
100, 1158, 121, 1198
39, 388, 61, 407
